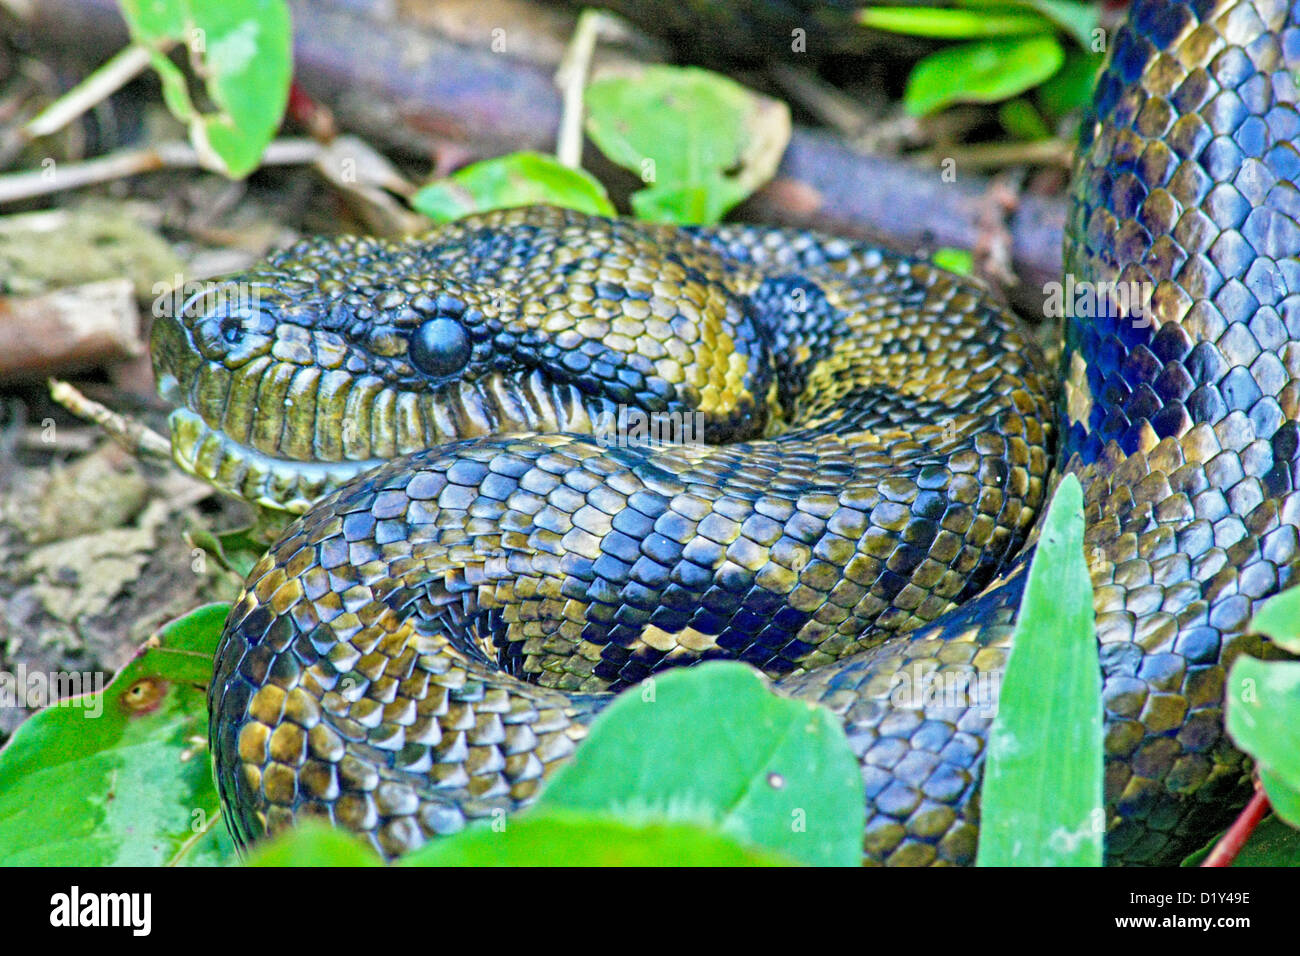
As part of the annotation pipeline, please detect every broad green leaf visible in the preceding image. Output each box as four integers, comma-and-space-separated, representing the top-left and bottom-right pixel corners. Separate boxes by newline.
932, 247, 975, 275
120, 0, 292, 177
904, 36, 1065, 116
859, 6, 1052, 38
138, 603, 231, 685
245, 819, 384, 866
1261, 767, 1300, 825
402, 811, 793, 866
0, 604, 233, 865
1035, 49, 1104, 120
977, 474, 1103, 866
535, 662, 864, 867
951, 0, 1099, 47
629, 184, 734, 228
1248, 584, 1300, 654
585, 65, 790, 225
1182, 815, 1300, 866
119, 0, 187, 35
1006, 0, 1099, 47
245, 663, 857, 867
1225, 657, 1300, 827
411, 151, 615, 222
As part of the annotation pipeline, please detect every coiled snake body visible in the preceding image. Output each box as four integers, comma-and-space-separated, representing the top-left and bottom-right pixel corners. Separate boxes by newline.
151, 0, 1300, 864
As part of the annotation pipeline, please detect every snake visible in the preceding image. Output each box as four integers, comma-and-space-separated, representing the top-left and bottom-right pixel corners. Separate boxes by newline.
149, 0, 1300, 865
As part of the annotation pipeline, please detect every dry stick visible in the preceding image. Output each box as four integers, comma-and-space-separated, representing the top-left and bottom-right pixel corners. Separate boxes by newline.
1201, 785, 1272, 867
770, 62, 887, 140
0, 138, 323, 205
553, 9, 609, 169
25, 42, 158, 138
922, 138, 1072, 171
47, 378, 173, 464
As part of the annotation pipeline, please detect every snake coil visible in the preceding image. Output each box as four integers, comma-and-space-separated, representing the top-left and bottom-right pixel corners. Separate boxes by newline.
151, 0, 1300, 864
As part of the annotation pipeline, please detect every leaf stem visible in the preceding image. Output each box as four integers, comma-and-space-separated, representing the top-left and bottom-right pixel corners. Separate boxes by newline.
554, 10, 616, 169
1201, 786, 1271, 867
25, 42, 157, 139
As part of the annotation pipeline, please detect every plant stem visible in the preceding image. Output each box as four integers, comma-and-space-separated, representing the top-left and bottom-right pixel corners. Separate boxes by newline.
25, 43, 157, 139
0, 138, 322, 206
48, 378, 173, 463
1201, 787, 1271, 867
554, 9, 613, 169
921, 138, 1072, 170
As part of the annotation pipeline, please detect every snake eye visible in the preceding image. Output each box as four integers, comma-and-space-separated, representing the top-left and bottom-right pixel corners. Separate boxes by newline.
219, 316, 246, 344
410, 317, 472, 378
187, 290, 277, 361
211, 303, 275, 346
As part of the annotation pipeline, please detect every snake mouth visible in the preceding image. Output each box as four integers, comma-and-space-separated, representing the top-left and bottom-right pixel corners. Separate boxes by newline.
164, 406, 387, 513
161, 376, 618, 513
159, 373, 623, 513
153, 312, 626, 511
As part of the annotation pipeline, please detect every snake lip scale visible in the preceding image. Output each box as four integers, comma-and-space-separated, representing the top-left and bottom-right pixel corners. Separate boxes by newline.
151, 0, 1300, 865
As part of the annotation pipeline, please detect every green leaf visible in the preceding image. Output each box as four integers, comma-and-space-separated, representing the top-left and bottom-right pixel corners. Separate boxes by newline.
1248, 584, 1300, 654
932, 247, 975, 275
0, 604, 234, 865
534, 661, 864, 866
904, 35, 1065, 116
119, 0, 292, 177
950, 1, 1099, 47
1182, 814, 1300, 866
1035, 49, 1104, 120
859, 6, 1053, 38
1225, 657, 1300, 827
402, 810, 793, 866
998, 98, 1052, 140
245, 819, 384, 866
187, 522, 278, 579
1261, 767, 1300, 825
142, 603, 231, 685
1006, 0, 1099, 47
978, 474, 1103, 866
629, 184, 734, 227
585, 65, 790, 225
411, 152, 615, 222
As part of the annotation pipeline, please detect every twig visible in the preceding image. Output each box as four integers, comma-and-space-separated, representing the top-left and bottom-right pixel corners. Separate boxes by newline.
553, 9, 609, 169
1201, 785, 1271, 867
48, 378, 173, 464
24, 42, 158, 139
0, 138, 322, 206
312, 135, 425, 236
921, 138, 1072, 171
770, 63, 887, 142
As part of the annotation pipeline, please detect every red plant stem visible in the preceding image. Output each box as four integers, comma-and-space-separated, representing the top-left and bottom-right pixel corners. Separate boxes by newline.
1202, 787, 1271, 867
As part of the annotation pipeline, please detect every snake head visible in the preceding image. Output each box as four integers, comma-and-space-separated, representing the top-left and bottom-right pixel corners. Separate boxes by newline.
151, 213, 773, 512
149, 240, 563, 512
